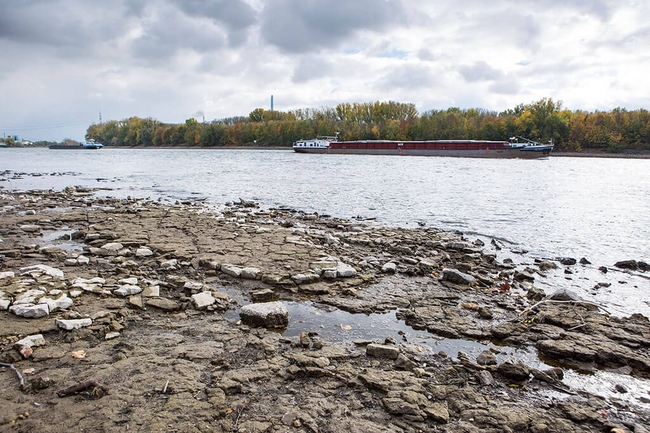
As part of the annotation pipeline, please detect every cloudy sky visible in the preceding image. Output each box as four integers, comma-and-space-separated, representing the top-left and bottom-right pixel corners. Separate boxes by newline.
1, 0, 649, 141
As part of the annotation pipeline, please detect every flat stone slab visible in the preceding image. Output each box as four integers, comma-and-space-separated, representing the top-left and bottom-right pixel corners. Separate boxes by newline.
366, 343, 400, 360
192, 291, 216, 310
441, 268, 476, 285
9, 303, 50, 318
240, 301, 289, 328
145, 297, 181, 311
56, 318, 93, 330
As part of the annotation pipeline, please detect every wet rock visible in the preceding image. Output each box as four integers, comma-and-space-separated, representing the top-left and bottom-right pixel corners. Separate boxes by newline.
382, 262, 397, 274
579, 257, 591, 265
441, 268, 476, 285
299, 331, 311, 347
55, 318, 93, 330
614, 260, 638, 270
527, 287, 546, 301
145, 297, 181, 311
366, 343, 400, 360
537, 261, 557, 271
514, 270, 535, 282
191, 291, 216, 310
476, 350, 497, 365
614, 383, 628, 393
251, 289, 275, 302
240, 301, 289, 328
497, 360, 530, 382
478, 306, 493, 319
292, 273, 319, 285
478, 370, 495, 386
9, 303, 50, 318
557, 257, 577, 266
549, 288, 581, 301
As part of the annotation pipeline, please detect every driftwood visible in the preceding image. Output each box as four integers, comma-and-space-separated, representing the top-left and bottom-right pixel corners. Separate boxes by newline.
0, 362, 25, 390
57, 379, 109, 398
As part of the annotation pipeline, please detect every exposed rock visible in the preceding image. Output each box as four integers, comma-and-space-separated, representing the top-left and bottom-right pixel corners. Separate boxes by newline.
145, 297, 181, 311
336, 262, 357, 278
141, 285, 160, 297
114, 284, 143, 297
549, 288, 581, 302
537, 261, 557, 271
382, 262, 397, 274
221, 263, 242, 278
497, 360, 530, 382
441, 268, 476, 285
20, 264, 65, 279
557, 257, 577, 266
0, 271, 15, 280
20, 224, 41, 233
366, 343, 400, 360
135, 247, 154, 257
15, 334, 46, 358
240, 301, 289, 328
39, 294, 74, 312
192, 291, 216, 310
240, 267, 261, 280
55, 318, 93, 330
614, 260, 638, 270
9, 303, 50, 318
251, 289, 275, 302
476, 350, 497, 365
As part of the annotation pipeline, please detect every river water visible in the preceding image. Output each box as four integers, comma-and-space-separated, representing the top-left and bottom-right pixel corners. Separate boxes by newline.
2, 147, 650, 412
1, 148, 649, 316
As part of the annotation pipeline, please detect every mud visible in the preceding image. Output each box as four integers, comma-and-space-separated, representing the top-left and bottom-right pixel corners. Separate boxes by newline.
1, 187, 649, 432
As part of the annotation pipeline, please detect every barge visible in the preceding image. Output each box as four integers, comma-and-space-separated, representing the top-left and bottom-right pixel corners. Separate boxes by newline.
293, 136, 553, 159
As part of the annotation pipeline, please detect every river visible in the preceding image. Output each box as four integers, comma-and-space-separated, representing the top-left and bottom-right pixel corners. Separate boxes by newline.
1, 148, 649, 316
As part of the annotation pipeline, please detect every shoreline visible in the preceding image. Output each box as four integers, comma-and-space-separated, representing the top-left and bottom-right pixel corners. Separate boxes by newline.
6, 145, 650, 159
1, 188, 649, 431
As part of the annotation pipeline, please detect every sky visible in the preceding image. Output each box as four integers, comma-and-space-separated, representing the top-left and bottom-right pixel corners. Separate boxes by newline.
1, 0, 649, 142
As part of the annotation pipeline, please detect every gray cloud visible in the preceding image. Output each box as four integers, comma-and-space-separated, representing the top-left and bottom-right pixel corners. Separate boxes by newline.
292, 57, 333, 83
459, 61, 505, 83
260, 0, 407, 53
376, 64, 436, 92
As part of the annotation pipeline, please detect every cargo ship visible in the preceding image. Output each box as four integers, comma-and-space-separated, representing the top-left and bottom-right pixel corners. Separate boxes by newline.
293, 136, 553, 159
49, 139, 104, 150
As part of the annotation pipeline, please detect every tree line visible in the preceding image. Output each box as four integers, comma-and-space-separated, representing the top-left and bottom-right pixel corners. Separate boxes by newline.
85, 99, 650, 153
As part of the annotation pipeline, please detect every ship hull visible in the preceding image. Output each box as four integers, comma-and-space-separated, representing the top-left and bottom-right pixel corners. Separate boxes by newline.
293, 140, 552, 159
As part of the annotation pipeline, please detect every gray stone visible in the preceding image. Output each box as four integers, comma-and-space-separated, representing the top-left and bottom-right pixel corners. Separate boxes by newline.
221, 264, 242, 278
0, 299, 10, 310
292, 273, 319, 284
497, 360, 530, 382
251, 289, 275, 302
20, 264, 64, 279
39, 294, 74, 312
100, 242, 124, 254
476, 350, 497, 365
145, 297, 181, 311
424, 402, 450, 423
160, 259, 178, 269
105, 332, 120, 340
240, 301, 289, 328
135, 247, 154, 257
549, 288, 581, 301
0, 271, 15, 280
192, 291, 216, 310
20, 224, 41, 233
118, 277, 138, 285
366, 343, 400, 360
55, 318, 93, 330
241, 267, 261, 280
14, 334, 46, 353
76, 255, 90, 265
381, 262, 397, 274
336, 262, 357, 278
141, 285, 160, 297
9, 303, 50, 318
441, 268, 476, 285
114, 284, 143, 297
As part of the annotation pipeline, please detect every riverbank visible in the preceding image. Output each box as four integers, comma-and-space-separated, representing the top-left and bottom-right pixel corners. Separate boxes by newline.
1, 188, 649, 432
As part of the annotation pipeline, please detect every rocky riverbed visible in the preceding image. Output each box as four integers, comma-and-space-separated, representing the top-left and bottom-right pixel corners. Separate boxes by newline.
1, 187, 649, 432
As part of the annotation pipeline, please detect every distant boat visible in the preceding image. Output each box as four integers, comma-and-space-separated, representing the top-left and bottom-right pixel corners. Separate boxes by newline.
293, 135, 553, 159
49, 139, 104, 150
